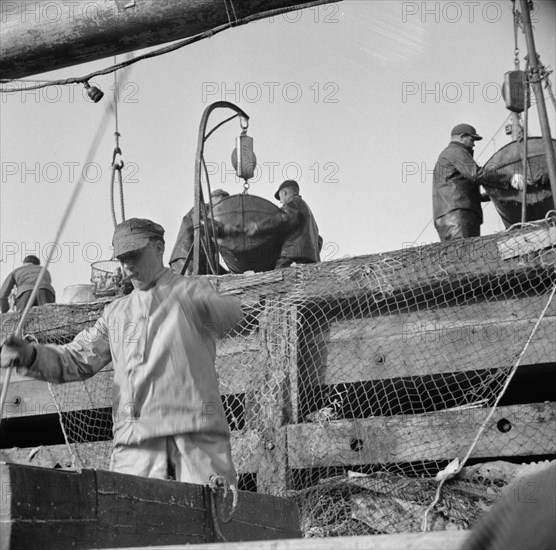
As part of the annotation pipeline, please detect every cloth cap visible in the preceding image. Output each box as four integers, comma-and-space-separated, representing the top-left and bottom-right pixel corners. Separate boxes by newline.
451, 123, 483, 141
274, 179, 300, 200
211, 189, 230, 199
112, 218, 165, 257
23, 255, 40, 265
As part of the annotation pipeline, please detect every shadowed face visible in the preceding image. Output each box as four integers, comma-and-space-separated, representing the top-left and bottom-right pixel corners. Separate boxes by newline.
279, 187, 296, 204
117, 240, 164, 290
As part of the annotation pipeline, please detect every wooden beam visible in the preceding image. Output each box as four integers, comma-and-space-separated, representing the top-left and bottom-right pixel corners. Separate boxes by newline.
0, 428, 263, 474
0, 463, 301, 548
255, 298, 293, 494
287, 402, 556, 469
320, 294, 556, 384
0, 0, 342, 79
5, 402, 554, 478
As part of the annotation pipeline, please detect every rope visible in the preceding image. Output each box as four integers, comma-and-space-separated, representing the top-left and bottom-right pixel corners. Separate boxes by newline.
0, 101, 115, 420
109, 55, 126, 228
208, 475, 239, 542
521, 63, 531, 223
421, 282, 556, 531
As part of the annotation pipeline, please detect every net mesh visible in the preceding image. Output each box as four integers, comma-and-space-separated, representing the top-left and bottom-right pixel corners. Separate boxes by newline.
2, 218, 555, 537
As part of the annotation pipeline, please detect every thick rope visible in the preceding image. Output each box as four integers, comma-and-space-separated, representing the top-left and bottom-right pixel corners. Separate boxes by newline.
0, 101, 114, 420
208, 475, 239, 542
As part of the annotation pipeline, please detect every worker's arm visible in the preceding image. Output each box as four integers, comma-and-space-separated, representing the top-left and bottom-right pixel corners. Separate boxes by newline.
0, 272, 16, 314
1, 314, 112, 383
188, 278, 243, 338
451, 148, 510, 190
247, 199, 303, 237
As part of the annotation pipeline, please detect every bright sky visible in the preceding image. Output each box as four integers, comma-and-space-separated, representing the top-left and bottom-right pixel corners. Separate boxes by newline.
1, 0, 555, 299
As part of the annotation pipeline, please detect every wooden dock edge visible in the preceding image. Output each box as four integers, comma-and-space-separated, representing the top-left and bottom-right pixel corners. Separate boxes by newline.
0, 462, 301, 550
99, 530, 470, 550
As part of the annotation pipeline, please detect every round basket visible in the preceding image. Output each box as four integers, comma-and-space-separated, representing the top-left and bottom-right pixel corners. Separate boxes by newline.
90, 260, 122, 297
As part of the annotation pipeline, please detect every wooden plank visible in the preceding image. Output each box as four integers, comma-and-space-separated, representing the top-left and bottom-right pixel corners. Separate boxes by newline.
255, 298, 292, 495
287, 402, 556, 469
498, 225, 556, 260
0, 464, 99, 550
108, 530, 470, 550
324, 316, 555, 384
0, 463, 301, 548
288, 305, 300, 423
320, 293, 556, 384
0, 429, 262, 475
1, 369, 114, 418
215, 332, 265, 395
0, 441, 111, 470
94, 469, 208, 546
212, 485, 302, 542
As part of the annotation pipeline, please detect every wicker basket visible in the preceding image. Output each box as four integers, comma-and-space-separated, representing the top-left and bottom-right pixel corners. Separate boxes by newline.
90, 260, 122, 297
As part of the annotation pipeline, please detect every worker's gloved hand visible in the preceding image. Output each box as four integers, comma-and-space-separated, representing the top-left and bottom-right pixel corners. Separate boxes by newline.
0, 335, 36, 369
245, 222, 258, 238
511, 173, 533, 191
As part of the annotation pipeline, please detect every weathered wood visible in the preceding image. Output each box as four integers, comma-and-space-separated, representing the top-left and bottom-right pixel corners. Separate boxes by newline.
5, 402, 554, 479
0, 428, 263, 475
321, 295, 556, 384
0, 0, 341, 79
287, 402, 556, 469
99, 530, 470, 550
498, 225, 556, 260
255, 298, 292, 494
1, 369, 114, 418
216, 331, 264, 395
0, 463, 301, 549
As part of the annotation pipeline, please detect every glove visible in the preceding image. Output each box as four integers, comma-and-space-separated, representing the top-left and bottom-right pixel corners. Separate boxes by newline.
510, 173, 533, 191
511, 173, 525, 191
245, 222, 259, 238
0, 334, 36, 369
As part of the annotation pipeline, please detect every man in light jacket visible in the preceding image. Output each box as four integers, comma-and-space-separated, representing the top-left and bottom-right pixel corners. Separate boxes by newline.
1, 218, 242, 487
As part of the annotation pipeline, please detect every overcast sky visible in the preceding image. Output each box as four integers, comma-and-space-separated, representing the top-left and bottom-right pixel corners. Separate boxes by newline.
1, 0, 555, 298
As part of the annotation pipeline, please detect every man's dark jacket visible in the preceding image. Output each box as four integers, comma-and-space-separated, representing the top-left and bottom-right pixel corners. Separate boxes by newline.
433, 141, 509, 223
257, 194, 321, 264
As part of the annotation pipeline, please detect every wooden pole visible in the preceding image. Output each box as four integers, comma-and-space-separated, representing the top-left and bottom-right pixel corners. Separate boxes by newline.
0, 0, 341, 80
518, 0, 556, 202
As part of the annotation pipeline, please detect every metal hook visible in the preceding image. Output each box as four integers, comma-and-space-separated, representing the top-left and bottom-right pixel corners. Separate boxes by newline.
111, 146, 124, 169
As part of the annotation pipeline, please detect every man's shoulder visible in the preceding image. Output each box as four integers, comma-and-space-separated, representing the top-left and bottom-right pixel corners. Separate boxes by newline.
286, 194, 309, 209
437, 142, 470, 161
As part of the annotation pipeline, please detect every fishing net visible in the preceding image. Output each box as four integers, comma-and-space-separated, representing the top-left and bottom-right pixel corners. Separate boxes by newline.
1, 216, 555, 537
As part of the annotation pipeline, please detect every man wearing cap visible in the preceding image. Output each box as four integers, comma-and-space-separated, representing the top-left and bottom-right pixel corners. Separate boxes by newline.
169, 189, 232, 276
433, 123, 510, 241
1, 218, 242, 488
0, 255, 56, 313
246, 180, 322, 268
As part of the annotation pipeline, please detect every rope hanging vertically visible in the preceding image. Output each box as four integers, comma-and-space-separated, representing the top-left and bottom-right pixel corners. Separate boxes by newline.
110, 55, 126, 228
0, 102, 115, 421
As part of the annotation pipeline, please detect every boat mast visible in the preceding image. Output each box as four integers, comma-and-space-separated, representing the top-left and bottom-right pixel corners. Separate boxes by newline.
518, 0, 556, 201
